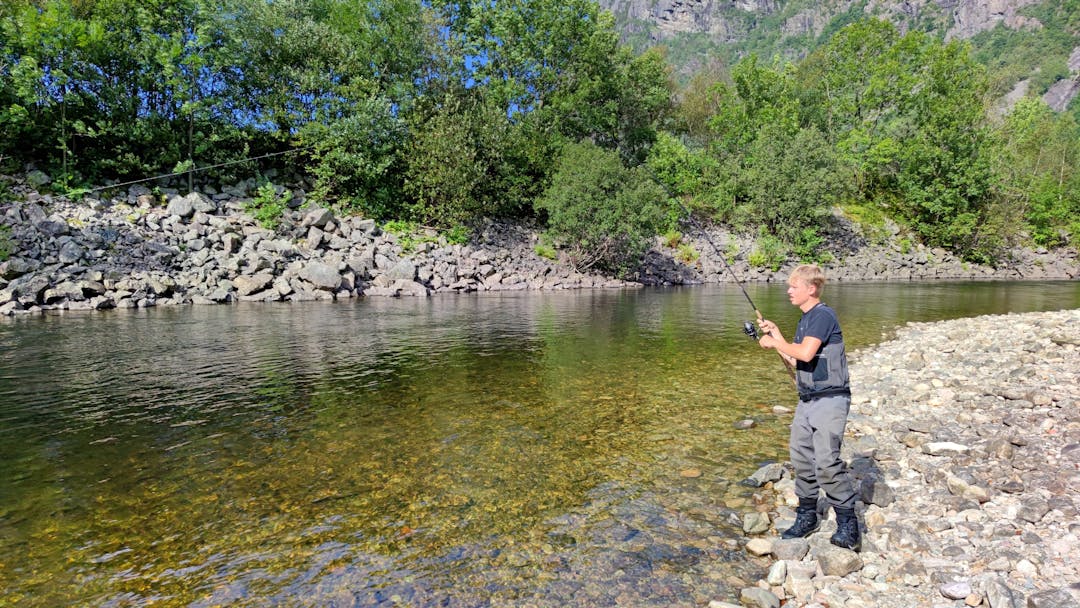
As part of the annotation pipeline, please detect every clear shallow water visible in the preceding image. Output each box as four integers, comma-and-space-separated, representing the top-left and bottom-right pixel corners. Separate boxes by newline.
1, 281, 1078, 607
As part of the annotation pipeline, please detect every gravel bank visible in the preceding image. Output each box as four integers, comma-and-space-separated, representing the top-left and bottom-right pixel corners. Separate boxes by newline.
731, 309, 1080, 608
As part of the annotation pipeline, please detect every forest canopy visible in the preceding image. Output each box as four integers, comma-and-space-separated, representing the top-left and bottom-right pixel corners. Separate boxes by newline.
1, 1, 1078, 266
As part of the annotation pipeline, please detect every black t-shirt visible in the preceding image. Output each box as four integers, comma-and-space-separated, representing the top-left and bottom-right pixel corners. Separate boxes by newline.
794, 302, 850, 396
794, 302, 843, 351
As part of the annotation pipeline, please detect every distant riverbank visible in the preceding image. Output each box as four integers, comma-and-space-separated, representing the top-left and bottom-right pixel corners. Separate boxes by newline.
1, 178, 1077, 316
728, 308, 1080, 608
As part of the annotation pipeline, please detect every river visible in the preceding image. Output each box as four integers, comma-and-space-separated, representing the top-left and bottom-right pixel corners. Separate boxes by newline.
1, 280, 1078, 607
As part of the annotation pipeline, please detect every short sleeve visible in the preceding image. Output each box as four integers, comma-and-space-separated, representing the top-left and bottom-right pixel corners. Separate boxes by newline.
802, 307, 837, 343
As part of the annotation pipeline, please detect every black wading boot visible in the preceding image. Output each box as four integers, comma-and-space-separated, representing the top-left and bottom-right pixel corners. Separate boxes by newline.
830, 507, 861, 551
781, 498, 820, 539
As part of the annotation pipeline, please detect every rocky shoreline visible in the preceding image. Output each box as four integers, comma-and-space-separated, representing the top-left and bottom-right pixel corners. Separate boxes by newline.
1, 177, 1078, 316
728, 309, 1080, 608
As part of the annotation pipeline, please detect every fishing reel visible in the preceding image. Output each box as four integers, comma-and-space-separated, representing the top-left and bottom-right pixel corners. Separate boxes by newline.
742, 320, 760, 340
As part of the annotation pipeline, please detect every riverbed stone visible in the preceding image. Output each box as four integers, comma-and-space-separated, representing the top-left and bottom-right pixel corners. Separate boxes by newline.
1017, 497, 1051, 523
984, 577, 1024, 608
745, 538, 772, 556
1027, 588, 1078, 608
743, 512, 770, 535
940, 580, 973, 599
233, 273, 274, 297
816, 546, 862, 577
744, 462, 786, 487
739, 587, 780, 608
858, 476, 895, 507
771, 538, 809, 561
766, 560, 786, 586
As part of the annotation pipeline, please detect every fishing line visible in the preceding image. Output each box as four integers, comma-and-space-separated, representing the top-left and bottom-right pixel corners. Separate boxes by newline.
665, 192, 797, 383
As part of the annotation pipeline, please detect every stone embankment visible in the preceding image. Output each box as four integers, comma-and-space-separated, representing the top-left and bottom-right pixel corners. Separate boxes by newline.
1, 177, 1077, 316
729, 309, 1080, 608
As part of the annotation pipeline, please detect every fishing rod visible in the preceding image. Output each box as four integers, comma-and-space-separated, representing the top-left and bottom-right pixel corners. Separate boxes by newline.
667, 195, 797, 384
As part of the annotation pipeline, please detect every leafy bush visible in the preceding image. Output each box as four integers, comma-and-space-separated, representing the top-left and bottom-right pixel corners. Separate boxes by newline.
383, 220, 469, 252
246, 181, 289, 230
301, 99, 405, 218
736, 124, 844, 246
991, 98, 1080, 249
792, 227, 826, 263
383, 220, 421, 253
748, 230, 786, 271
662, 230, 682, 248
443, 225, 471, 246
536, 141, 666, 277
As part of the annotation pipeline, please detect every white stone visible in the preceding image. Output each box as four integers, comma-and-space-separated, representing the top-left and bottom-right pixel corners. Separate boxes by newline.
1014, 559, 1038, 577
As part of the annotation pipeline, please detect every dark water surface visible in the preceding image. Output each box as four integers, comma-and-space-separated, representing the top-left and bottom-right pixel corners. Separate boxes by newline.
1, 281, 1078, 607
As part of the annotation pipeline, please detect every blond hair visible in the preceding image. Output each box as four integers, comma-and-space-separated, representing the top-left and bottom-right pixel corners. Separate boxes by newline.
789, 264, 826, 295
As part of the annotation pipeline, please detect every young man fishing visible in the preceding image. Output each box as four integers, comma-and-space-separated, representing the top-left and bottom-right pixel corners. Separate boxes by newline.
756, 264, 860, 551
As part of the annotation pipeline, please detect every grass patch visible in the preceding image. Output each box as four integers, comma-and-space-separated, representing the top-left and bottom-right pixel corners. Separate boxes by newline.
662, 229, 682, 248
535, 232, 558, 260
676, 243, 699, 264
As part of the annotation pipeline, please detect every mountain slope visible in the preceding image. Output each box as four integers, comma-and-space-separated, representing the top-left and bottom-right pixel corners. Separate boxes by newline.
599, 0, 1080, 113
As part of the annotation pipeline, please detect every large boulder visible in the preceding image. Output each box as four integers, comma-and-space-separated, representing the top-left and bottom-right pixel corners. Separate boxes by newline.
58, 241, 85, 264
383, 260, 417, 282
11, 274, 50, 305
166, 194, 195, 218
301, 207, 333, 228
299, 262, 342, 291
233, 273, 274, 297
44, 281, 85, 303
37, 218, 69, 237
0, 257, 39, 280
184, 192, 218, 214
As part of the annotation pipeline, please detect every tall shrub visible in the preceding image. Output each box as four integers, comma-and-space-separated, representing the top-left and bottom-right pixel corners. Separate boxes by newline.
536, 141, 666, 277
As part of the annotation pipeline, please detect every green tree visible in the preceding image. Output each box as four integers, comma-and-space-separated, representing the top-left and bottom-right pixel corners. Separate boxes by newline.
401, 90, 529, 225
671, 58, 729, 147
429, 0, 670, 190
795, 19, 901, 199
797, 20, 999, 260
992, 97, 1080, 246
616, 46, 674, 164
300, 97, 406, 218
537, 141, 666, 277
736, 123, 844, 250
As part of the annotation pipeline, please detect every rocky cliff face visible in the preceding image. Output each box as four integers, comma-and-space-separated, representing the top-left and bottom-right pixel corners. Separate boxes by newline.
600, 0, 1044, 42
600, 0, 1078, 111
